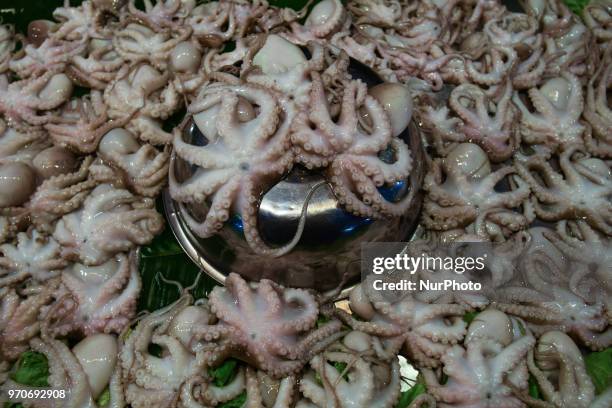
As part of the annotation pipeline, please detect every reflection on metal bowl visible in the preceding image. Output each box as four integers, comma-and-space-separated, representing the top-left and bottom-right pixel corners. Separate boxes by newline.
164, 117, 426, 292
164, 57, 426, 292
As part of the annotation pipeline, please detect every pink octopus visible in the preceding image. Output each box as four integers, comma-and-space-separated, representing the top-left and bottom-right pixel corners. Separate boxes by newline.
337, 276, 468, 368
423, 309, 535, 408
93, 128, 169, 197
493, 228, 611, 350
46, 251, 141, 336
512, 73, 585, 150
190, 273, 344, 378
421, 82, 519, 161
53, 184, 164, 265
104, 63, 180, 144
170, 80, 305, 256
0, 230, 67, 288
0, 278, 59, 360
515, 144, 612, 235
0, 71, 73, 129
26, 156, 98, 231
422, 143, 531, 238
45, 91, 127, 154
291, 75, 414, 218
583, 48, 611, 158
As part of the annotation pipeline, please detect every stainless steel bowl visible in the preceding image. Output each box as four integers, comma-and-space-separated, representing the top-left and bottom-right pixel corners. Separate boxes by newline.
164, 62, 427, 292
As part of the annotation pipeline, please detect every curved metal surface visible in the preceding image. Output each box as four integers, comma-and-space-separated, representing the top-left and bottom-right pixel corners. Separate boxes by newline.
165, 57, 427, 293
165, 117, 426, 293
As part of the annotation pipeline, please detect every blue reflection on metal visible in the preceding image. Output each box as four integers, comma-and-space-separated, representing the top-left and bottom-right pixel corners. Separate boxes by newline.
378, 179, 408, 202
227, 179, 408, 236
230, 214, 244, 233
339, 213, 373, 234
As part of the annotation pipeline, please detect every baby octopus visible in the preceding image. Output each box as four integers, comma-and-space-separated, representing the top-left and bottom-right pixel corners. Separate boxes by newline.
337, 276, 468, 368
104, 63, 180, 143
121, 295, 245, 408
423, 309, 535, 408
493, 232, 611, 350
53, 184, 164, 265
0, 71, 73, 130
515, 144, 612, 235
26, 156, 98, 231
190, 273, 344, 378
512, 73, 585, 150
45, 90, 127, 154
19, 334, 122, 407
170, 81, 306, 256
583, 48, 611, 158
9, 36, 87, 79
0, 230, 67, 289
0, 278, 60, 360
422, 143, 530, 239
113, 21, 191, 69
422, 82, 519, 161
94, 128, 169, 197
299, 330, 405, 408
46, 252, 140, 337
521, 331, 595, 408
292, 75, 414, 218
545, 220, 612, 310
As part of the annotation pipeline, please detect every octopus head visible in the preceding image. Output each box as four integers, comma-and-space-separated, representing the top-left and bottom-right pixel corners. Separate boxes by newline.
305, 0, 343, 29
99, 128, 141, 156
0, 162, 36, 207
465, 309, 514, 346
167, 304, 213, 348
27, 20, 56, 47
39, 73, 74, 102
535, 331, 584, 370
368, 83, 413, 137
72, 334, 118, 399
32, 146, 78, 179
252, 34, 307, 75
170, 41, 201, 74
539, 76, 574, 111
443, 143, 491, 180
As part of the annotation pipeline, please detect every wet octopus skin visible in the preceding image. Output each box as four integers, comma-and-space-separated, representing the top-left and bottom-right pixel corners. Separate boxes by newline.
0, 229, 67, 288
336, 275, 469, 368
514, 144, 612, 235
190, 272, 344, 378
423, 309, 535, 408
422, 143, 531, 239
291, 73, 414, 219
52, 183, 164, 266
492, 227, 611, 350
93, 128, 170, 197
0, 0, 610, 406
45, 251, 141, 337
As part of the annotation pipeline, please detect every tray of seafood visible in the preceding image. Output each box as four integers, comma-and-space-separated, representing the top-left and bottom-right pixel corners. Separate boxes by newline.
0, 0, 610, 407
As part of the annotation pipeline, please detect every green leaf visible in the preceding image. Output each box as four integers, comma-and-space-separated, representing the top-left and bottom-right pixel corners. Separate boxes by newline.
10, 351, 49, 387
585, 348, 612, 394
218, 391, 246, 408
209, 359, 239, 388
4, 403, 24, 408
463, 311, 479, 325
396, 383, 427, 408
96, 387, 111, 407
528, 375, 542, 399
138, 220, 218, 312
562, 0, 590, 14
316, 314, 331, 328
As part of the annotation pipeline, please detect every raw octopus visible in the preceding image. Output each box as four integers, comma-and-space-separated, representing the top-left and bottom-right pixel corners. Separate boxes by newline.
0, 0, 610, 407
